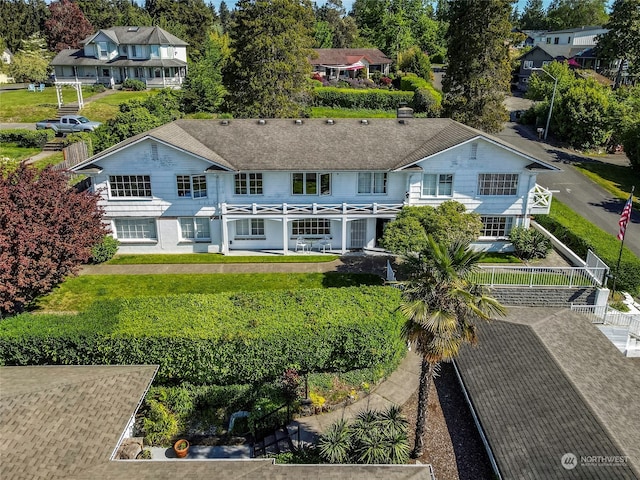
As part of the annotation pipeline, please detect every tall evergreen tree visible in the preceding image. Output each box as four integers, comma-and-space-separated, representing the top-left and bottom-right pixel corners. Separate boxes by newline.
546, 0, 608, 30
519, 0, 548, 30
597, 0, 640, 88
225, 0, 315, 118
218, 0, 231, 32
0, 0, 49, 53
442, 0, 511, 133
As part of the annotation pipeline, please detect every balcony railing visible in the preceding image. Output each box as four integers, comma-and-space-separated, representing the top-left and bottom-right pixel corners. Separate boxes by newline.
473, 265, 606, 288
221, 202, 404, 216
530, 184, 552, 214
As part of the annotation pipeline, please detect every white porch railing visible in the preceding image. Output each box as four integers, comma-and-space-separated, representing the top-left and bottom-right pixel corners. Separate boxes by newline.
221, 202, 404, 216
146, 77, 184, 87
571, 304, 640, 354
530, 184, 552, 214
475, 265, 606, 288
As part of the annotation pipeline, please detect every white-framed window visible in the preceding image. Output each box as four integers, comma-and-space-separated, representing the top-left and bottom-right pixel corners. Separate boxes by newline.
97, 42, 108, 59
523, 60, 534, 69
422, 174, 453, 196
542, 61, 551, 67
150, 45, 159, 58
235, 219, 265, 238
481, 216, 514, 237
235, 173, 263, 195
109, 175, 152, 198
176, 175, 207, 198
357, 172, 387, 194
292, 173, 331, 195
179, 217, 210, 241
114, 218, 157, 240
292, 218, 330, 237
478, 173, 519, 196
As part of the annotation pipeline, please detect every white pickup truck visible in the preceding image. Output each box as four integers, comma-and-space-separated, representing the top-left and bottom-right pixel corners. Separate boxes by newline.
35, 115, 102, 134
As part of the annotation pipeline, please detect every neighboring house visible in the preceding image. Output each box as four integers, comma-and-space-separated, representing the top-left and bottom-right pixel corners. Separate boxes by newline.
516, 26, 611, 90
71, 117, 558, 255
310, 48, 392, 79
50, 26, 188, 88
1, 48, 12, 64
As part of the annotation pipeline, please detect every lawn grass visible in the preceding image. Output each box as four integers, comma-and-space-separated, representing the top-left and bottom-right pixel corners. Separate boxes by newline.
35, 272, 383, 312
79, 90, 158, 123
107, 253, 339, 264
576, 161, 640, 209
479, 253, 522, 263
470, 268, 593, 287
0, 87, 99, 122
0, 143, 40, 161
31, 152, 64, 170
310, 107, 396, 118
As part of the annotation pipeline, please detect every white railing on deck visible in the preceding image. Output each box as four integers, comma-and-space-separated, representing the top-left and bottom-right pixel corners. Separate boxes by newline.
531, 184, 552, 211
221, 202, 404, 216
475, 265, 606, 288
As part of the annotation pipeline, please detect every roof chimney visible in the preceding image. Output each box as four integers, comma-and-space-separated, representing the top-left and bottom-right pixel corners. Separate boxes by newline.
397, 104, 414, 119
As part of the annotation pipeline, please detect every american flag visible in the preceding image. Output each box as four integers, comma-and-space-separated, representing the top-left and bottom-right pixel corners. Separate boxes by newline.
617, 193, 633, 241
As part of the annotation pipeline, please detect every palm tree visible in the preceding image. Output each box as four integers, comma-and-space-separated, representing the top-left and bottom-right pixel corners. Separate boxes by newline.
401, 236, 506, 458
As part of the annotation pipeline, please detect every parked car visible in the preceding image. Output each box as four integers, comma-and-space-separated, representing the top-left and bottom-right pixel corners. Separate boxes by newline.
35, 115, 102, 134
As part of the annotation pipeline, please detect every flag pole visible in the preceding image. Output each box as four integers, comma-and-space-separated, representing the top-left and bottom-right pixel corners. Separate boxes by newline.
612, 185, 635, 295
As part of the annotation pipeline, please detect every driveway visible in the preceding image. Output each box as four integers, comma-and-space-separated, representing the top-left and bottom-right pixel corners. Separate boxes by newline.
495, 122, 640, 258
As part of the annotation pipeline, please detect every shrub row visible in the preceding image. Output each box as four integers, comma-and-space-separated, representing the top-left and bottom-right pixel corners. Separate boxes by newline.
0, 287, 407, 385
398, 74, 442, 117
313, 87, 414, 110
0, 129, 54, 148
535, 200, 640, 294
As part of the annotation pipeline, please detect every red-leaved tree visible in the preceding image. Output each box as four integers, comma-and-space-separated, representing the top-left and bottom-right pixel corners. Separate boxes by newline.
0, 164, 106, 317
45, 0, 94, 52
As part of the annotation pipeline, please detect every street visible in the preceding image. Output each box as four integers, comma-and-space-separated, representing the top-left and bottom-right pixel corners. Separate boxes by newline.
496, 122, 640, 258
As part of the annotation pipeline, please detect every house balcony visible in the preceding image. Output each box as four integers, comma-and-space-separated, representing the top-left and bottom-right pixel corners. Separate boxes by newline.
530, 184, 552, 214
221, 202, 404, 217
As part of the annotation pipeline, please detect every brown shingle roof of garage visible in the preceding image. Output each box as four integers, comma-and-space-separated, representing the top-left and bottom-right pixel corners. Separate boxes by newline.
455, 307, 640, 480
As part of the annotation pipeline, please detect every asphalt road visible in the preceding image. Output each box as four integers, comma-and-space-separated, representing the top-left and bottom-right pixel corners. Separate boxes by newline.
496, 122, 640, 259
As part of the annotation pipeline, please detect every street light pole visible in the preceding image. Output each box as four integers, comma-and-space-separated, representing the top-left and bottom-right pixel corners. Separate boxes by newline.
532, 67, 558, 140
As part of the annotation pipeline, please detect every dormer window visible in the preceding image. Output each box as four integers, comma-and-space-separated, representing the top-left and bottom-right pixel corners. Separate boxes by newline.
97, 42, 108, 60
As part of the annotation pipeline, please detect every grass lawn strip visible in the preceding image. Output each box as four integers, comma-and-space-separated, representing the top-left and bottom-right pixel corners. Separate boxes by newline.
576, 162, 640, 210
35, 272, 383, 312
0, 87, 100, 122
79, 90, 158, 123
108, 253, 339, 264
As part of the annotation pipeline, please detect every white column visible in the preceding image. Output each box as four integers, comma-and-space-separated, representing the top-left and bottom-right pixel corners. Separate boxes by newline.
282, 217, 289, 255
341, 218, 348, 254
221, 217, 229, 254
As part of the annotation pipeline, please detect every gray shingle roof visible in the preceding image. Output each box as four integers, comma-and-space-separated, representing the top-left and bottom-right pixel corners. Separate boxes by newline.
50, 48, 186, 67
455, 307, 640, 479
83, 26, 188, 46
76, 118, 558, 173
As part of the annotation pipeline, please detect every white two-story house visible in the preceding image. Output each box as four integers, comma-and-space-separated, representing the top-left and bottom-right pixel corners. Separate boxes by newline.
72, 117, 558, 255
51, 26, 188, 88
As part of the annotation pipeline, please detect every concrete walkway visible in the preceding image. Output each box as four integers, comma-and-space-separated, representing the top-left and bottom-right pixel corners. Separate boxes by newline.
290, 350, 421, 446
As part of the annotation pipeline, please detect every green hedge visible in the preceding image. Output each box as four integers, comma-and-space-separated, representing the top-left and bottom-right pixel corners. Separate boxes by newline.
535, 199, 640, 294
0, 287, 406, 385
0, 129, 54, 148
314, 87, 414, 110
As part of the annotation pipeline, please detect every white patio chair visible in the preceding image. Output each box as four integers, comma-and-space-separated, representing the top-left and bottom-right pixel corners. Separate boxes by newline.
295, 237, 308, 253
317, 236, 332, 253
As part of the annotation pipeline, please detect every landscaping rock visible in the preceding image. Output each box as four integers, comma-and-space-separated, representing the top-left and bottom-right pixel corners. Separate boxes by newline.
117, 438, 143, 459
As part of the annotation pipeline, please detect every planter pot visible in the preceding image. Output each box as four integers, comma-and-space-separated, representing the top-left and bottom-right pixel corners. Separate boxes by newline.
173, 439, 190, 458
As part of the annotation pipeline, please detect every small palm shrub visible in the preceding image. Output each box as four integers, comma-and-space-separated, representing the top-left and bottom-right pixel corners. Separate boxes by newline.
318, 406, 409, 464
509, 226, 552, 260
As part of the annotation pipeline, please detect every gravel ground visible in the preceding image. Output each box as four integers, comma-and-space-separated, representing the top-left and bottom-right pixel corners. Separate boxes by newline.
403, 362, 495, 480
